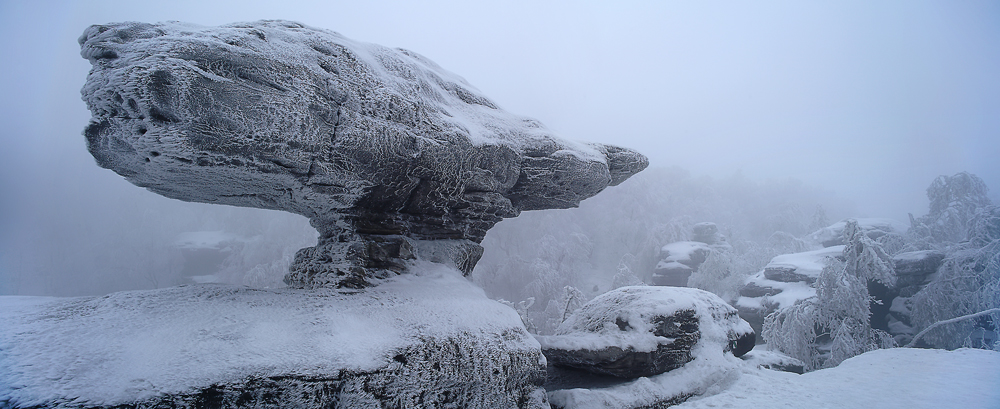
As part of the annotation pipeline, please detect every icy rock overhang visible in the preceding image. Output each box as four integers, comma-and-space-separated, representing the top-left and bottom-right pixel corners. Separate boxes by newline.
79, 20, 648, 289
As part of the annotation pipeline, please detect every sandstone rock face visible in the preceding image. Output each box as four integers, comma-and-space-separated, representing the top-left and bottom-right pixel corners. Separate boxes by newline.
735, 246, 844, 336
0, 265, 548, 409
880, 250, 946, 345
536, 286, 754, 379
79, 20, 647, 288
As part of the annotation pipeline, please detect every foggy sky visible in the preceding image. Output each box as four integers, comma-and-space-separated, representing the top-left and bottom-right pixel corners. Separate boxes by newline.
1, 1, 998, 293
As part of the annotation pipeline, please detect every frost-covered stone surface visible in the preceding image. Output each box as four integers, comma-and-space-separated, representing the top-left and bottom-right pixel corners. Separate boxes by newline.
735, 246, 844, 335
651, 241, 712, 287
78, 20, 647, 288
0, 263, 547, 409
537, 287, 754, 379
877, 250, 945, 344
805, 218, 905, 248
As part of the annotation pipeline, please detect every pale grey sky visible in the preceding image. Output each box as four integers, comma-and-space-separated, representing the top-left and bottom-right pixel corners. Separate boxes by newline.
0, 0, 997, 246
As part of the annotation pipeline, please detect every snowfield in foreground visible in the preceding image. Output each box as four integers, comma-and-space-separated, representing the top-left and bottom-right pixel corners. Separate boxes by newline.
678, 347, 1000, 409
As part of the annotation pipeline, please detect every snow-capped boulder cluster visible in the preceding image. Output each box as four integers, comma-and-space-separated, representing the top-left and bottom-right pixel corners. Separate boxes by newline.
538, 286, 754, 379
736, 245, 845, 334
652, 222, 731, 287
79, 20, 647, 289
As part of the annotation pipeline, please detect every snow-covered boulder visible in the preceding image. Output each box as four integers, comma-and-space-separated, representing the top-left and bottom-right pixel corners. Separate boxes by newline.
806, 218, 905, 248
877, 250, 945, 344
735, 246, 844, 334
651, 241, 712, 287
892, 250, 945, 292
79, 20, 647, 289
691, 222, 731, 251
0, 263, 547, 409
537, 286, 754, 379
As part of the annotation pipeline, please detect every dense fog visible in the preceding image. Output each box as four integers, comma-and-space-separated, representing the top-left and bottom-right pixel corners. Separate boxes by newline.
1, 1, 998, 300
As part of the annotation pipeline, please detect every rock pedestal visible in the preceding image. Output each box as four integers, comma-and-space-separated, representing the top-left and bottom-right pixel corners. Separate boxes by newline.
79, 20, 647, 289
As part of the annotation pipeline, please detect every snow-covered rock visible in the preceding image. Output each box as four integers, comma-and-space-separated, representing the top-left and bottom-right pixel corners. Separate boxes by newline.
0, 263, 547, 409
691, 222, 729, 248
875, 250, 945, 345
806, 218, 905, 248
79, 20, 647, 289
537, 286, 754, 379
892, 250, 945, 291
651, 241, 712, 287
735, 246, 843, 334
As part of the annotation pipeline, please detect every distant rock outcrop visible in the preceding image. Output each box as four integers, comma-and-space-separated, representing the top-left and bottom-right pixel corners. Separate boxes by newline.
879, 250, 946, 344
651, 241, 712, 287
651, 222, 731, 287
736, 246, 845, 335
79, 20, 647, 289
537, 286, 754, 379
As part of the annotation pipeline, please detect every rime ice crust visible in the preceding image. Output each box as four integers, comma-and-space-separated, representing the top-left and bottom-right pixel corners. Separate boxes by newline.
78, 20, 648, 288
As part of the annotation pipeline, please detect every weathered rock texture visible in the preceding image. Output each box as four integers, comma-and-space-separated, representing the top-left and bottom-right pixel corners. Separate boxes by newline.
79, 20, 648, 288
536, 286, 754, 379
651, 241, 712, 287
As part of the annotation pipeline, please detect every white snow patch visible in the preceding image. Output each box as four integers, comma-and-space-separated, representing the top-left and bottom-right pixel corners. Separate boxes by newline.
765, 245, 843, 279
660, 241, 711, 263
736, 246, 844, 310
675, 348, 1000, 409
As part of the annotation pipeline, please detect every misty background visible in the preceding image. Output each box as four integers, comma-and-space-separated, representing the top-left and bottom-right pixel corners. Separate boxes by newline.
1, 1, 998, 297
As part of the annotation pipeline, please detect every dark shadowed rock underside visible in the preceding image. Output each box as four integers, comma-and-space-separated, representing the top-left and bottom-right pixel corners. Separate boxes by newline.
79, 20, 648, 288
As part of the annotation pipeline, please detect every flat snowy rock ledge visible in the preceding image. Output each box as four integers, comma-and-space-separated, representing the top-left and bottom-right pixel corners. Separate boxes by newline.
0, 262, 547, 409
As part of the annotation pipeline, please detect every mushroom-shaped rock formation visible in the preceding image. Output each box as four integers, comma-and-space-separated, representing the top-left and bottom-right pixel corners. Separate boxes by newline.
79, 20, 648, 289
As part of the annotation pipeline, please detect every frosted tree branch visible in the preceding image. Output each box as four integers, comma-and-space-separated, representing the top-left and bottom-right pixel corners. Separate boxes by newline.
905, 308, 1000, 348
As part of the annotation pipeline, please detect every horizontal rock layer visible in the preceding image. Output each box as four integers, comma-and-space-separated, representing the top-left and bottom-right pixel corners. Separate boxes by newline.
0, 265, 547, 409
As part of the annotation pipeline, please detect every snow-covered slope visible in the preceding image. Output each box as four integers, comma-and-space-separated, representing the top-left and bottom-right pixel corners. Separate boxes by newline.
677, 348, 1000, 409
0, 262, 546, 408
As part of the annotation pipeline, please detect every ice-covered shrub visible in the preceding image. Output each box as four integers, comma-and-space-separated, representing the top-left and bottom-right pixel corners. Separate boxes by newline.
909, 206, 1000, 350
908, 172, 992, 248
